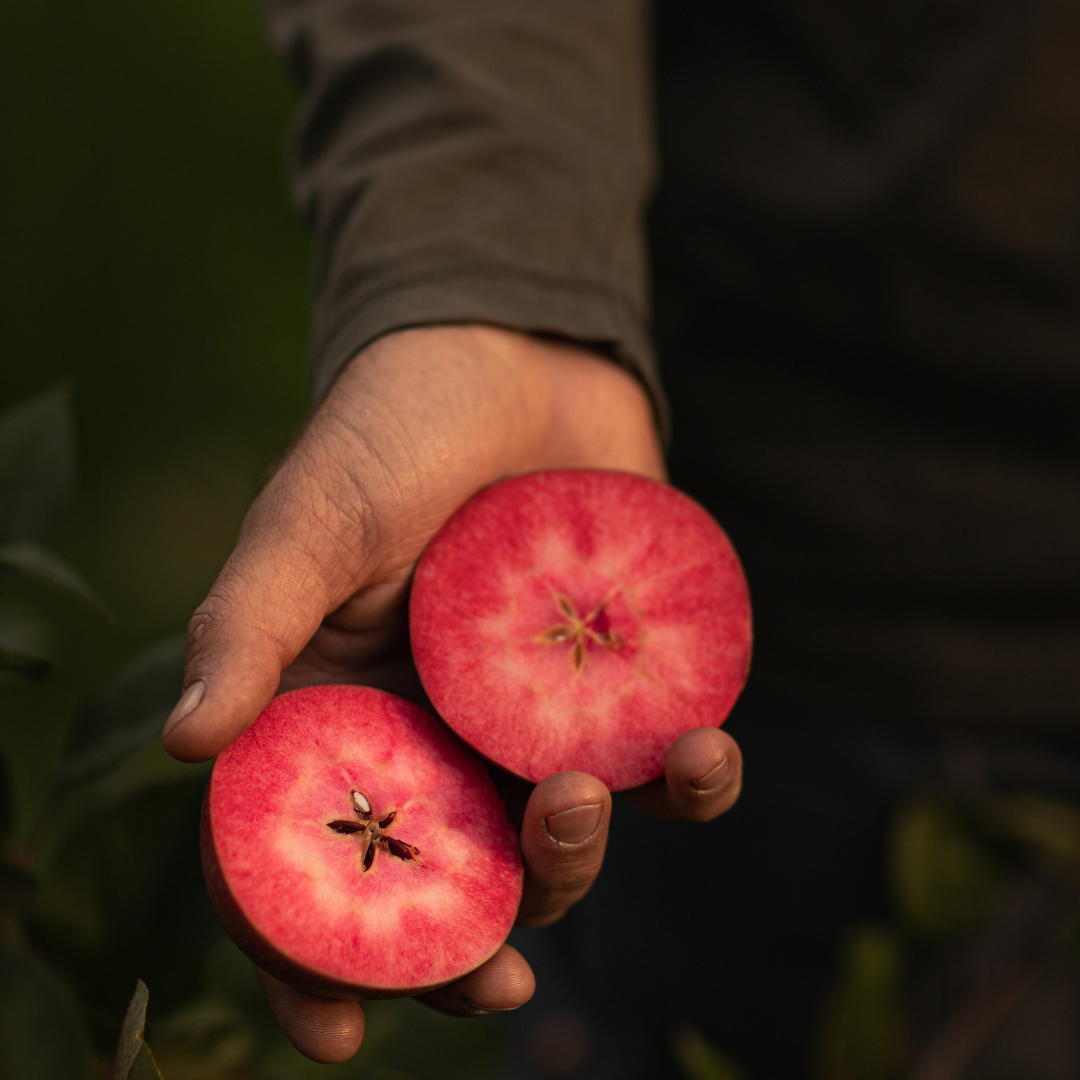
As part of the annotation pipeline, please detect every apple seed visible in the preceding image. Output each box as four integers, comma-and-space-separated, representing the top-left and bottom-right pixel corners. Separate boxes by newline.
329, 791, 422, 872
536, 592, 625, 675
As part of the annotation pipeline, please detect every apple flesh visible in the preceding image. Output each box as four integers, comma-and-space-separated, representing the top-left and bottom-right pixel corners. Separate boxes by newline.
409, 470, 752, 792
202, 684, 523, 998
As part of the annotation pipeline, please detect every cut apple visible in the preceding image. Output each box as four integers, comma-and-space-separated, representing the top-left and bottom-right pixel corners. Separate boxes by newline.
202, 684, 523, 997
410, 470, 752, 791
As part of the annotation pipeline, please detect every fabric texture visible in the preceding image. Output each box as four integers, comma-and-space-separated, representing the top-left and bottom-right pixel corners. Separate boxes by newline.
651, 0, 1080, 732
262, 0, 1080, 732
262, 0, 659, 410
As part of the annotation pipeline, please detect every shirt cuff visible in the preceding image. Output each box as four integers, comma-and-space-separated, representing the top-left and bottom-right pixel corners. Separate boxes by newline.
309, 268, 669, 440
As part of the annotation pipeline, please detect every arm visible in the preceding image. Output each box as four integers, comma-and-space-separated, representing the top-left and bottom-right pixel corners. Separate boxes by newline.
163, 0, 741, 1063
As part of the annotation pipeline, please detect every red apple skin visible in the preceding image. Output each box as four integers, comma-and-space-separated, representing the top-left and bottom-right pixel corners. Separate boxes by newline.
201, 685, 523, 999
410, 470, 752, 792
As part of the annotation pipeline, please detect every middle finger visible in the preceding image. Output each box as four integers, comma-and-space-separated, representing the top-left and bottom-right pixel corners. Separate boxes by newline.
515, 771, 612, 928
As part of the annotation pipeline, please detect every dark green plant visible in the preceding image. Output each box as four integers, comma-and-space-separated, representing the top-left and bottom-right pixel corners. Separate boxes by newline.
0, 387, 105, 1079
114, 982, 165, 1079
0, 387, 506, 1079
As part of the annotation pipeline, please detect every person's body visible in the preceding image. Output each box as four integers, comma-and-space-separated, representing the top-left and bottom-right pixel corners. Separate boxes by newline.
163, 1, 1080, 1074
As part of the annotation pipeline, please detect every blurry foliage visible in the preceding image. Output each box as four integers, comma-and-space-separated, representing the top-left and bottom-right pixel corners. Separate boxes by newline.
0, 385, 75, 544
810, 793, 1080, 1080
0, 387, 100, 682
0, 940, 94, 1080
4, 3, 1080, 1080
981, 795, 1080, 874
0, 0, 310, 704
0, 390, 512, 1078
0, 388, 131, 1079
0, 0, 506, 1069
55, 638, 187, 789
33, 777, 215, 1026
816, 928, 906, 1080
0, 0, 312, 874
671, 1025, 749, 1080
666, 793, 1080, 1080
890, 801, 1005, 941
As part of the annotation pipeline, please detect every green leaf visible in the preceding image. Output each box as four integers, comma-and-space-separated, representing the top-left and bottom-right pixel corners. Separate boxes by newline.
114, 980, 149, 1079
128, 1043, 165, 1080
889, 798, 1002, 939
0, 940, 94, 1080
54, 638, 186, 787
670, 1025, 749, 1080
31, 778, 218, 1025
0, 645, 51, 681
0, 752, 12, 846
981, 795, 1080, 874
0, 385, 76, 546
0, 542, 110, 619
114, 980, 164, 1080
815, 927, 906, 1080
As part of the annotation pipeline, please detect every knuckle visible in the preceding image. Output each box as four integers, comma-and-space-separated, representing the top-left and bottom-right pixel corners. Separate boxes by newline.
529, 858, 600, 899
184, 598, 228, 657
683, 776, 742, 823
183, 571, 295, 671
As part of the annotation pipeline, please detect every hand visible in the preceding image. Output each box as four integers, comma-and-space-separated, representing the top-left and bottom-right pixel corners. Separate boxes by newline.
161, 324, 743, 1061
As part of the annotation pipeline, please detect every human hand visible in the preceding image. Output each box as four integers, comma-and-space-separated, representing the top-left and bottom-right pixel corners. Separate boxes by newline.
161, 324, 742, 1061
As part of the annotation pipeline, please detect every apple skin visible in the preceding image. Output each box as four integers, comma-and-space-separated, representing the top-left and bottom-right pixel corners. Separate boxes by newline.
201, 685, 523, 999
410, 469, 752, 792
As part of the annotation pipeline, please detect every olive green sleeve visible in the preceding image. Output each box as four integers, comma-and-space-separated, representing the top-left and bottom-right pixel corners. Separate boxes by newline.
262, 0, 662, 421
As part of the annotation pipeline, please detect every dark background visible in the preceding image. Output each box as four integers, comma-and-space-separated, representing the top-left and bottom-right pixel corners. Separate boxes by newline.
0, 0, 309, 834
0, 3, 506, 1076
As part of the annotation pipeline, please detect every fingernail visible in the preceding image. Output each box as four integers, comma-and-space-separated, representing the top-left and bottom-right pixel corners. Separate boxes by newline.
545, 803, 603, 845
691, 756, 730, 793
163, 679, 206, 737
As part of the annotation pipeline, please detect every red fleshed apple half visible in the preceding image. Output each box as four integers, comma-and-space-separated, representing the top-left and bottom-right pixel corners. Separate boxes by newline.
409, 470, 752, 792
201, 684, 523, 998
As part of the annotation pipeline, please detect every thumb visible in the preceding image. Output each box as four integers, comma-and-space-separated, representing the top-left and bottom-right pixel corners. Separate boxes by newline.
160, 460, 375, 761
161, 542, 332, 762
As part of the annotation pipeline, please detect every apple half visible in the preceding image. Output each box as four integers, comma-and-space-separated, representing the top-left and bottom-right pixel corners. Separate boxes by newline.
410, 470, 752, 792
202, 684, 523, 998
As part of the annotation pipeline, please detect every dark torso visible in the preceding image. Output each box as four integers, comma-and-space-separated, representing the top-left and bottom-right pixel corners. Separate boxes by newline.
651, 0, 1080, 732
550, 14, 1080, 1079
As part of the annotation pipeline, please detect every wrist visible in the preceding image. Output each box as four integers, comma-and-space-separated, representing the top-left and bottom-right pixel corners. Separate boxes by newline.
336, 323, 663, 481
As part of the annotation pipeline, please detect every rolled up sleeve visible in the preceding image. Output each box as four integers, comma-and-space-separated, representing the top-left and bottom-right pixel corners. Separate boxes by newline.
262, 0, 661, 418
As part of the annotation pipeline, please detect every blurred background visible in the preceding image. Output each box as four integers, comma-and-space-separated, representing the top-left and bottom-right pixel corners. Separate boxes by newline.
0, 1, 514, 1076
0, 0, 308, 725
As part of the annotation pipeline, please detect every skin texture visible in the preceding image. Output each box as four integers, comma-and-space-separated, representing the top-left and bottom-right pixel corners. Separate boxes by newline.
162, 324, 744, 1062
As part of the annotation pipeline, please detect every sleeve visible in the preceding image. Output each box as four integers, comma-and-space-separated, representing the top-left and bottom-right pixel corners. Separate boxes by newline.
261, 0, 662, 421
